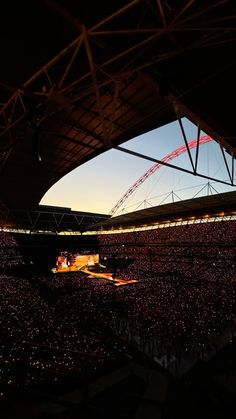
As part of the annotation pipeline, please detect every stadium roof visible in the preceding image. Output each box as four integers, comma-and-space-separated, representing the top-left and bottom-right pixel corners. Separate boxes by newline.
0, 0, 236, 212
89, 191, 236, 231
2, 192, 235, 233
0, 205, 109, 232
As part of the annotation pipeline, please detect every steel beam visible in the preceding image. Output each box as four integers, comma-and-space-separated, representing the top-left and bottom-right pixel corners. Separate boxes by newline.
115, 145, 235, 186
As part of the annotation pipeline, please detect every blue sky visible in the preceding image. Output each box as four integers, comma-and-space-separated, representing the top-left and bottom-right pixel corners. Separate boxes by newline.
41, 118, 236, 215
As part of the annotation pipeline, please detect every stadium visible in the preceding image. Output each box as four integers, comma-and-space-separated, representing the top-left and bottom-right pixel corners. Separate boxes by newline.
0, 1, 236, 418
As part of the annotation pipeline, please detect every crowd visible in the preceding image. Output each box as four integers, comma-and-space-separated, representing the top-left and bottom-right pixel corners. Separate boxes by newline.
112, 276, 235, 359
0, 220, 235, 396
100, 244, 235, 283
0, 272, 124, 396
0, 231, 23, 269
99, 220, 236, 284
0, 231, 19, 247
98, 219, 236, 245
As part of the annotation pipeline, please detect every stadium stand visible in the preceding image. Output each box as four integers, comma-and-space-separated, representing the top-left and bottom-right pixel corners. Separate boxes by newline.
1, 1, 236, 418
0, 218, 236, 419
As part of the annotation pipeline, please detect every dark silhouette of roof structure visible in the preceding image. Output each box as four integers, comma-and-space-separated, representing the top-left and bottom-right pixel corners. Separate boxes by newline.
89, 191, 236, 231
3, 190, 234, 233
2, 205, 109, 232
0, 0, 235, 213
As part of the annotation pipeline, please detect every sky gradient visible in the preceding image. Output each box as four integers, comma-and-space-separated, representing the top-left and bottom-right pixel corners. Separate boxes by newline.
41, 119, 236, 215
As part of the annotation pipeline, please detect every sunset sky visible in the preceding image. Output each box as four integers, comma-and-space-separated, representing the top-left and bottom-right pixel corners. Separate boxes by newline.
41, 118, 236, 215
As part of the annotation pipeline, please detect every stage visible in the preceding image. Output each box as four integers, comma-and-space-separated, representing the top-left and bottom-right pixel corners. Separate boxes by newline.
83, 268, 138, 286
